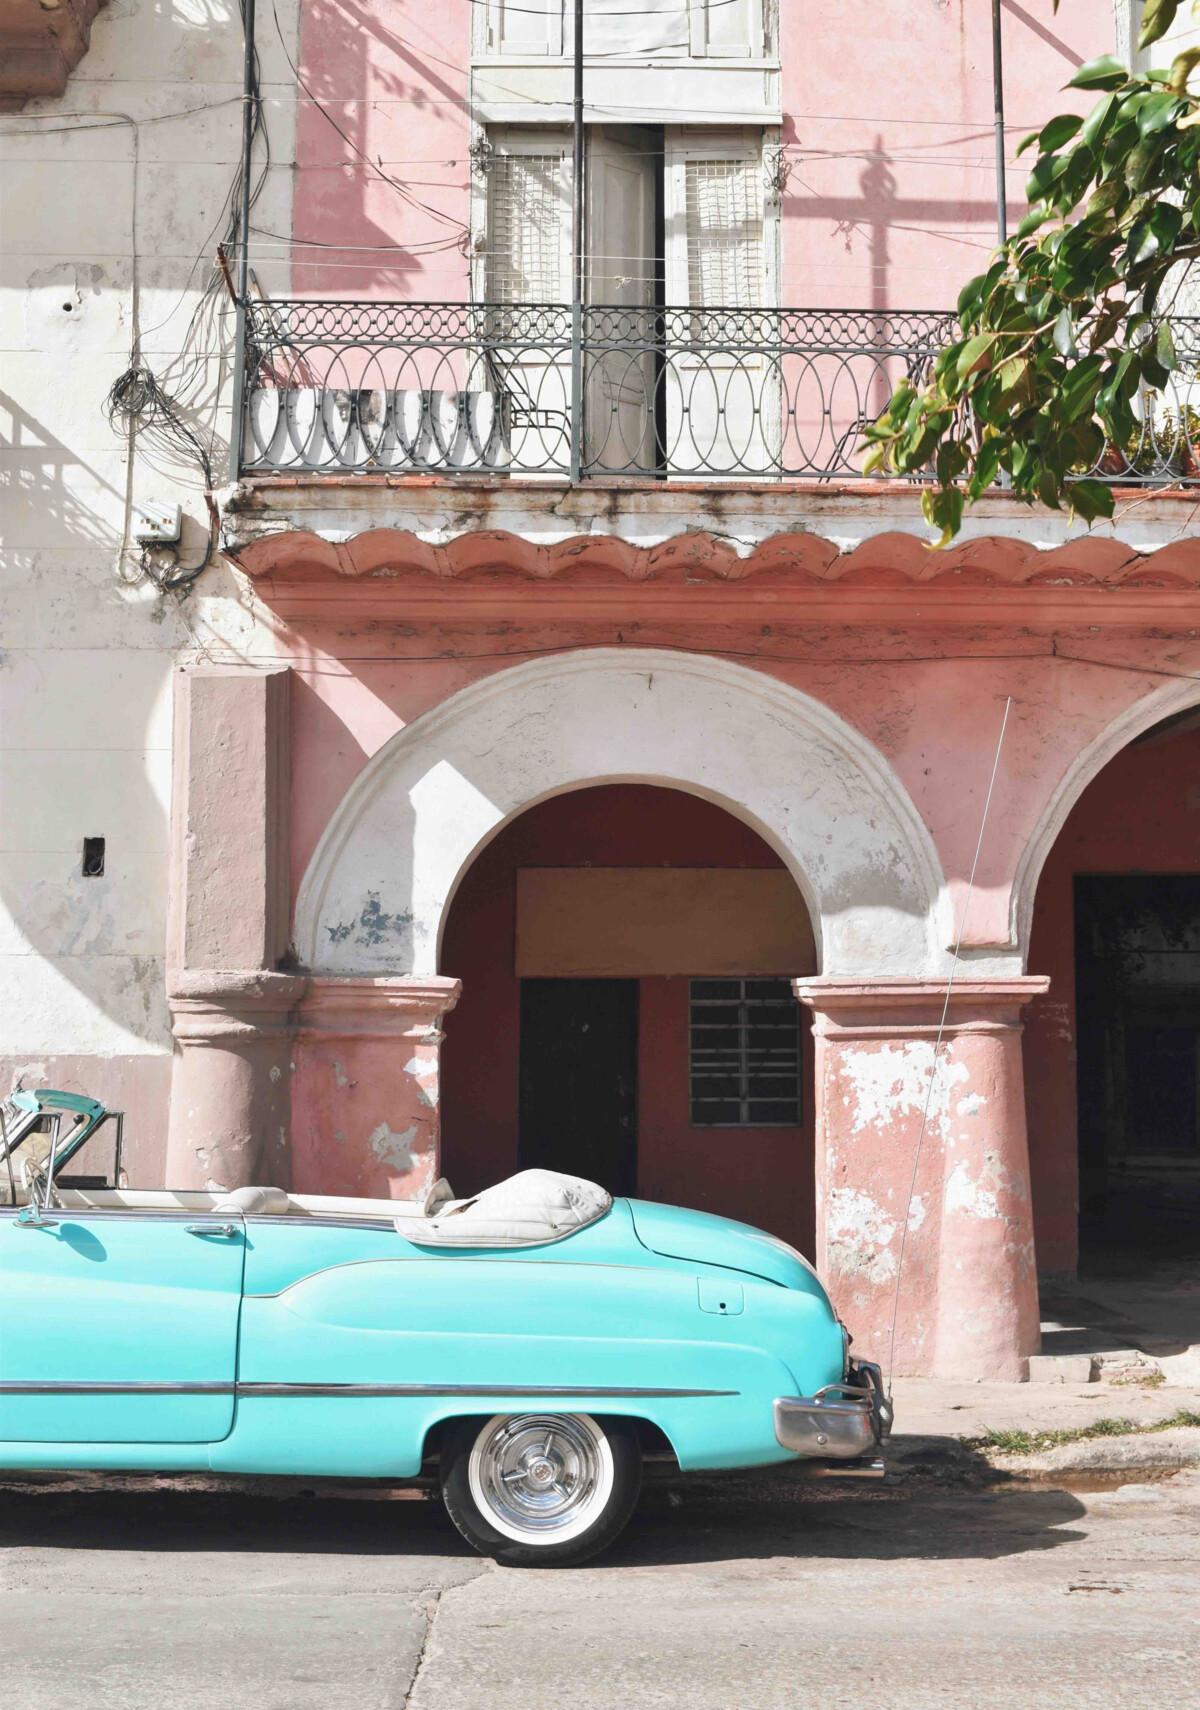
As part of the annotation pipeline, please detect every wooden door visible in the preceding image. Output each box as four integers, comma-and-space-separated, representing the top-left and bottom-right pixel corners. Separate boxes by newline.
519, 978, 638, 1195
585, 128, 658, 472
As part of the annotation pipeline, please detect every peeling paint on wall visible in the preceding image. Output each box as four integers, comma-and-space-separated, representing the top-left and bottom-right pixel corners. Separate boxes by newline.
841, 1040, 968, 1137
367, 1120, 418, 1173
327, 892, 414, 950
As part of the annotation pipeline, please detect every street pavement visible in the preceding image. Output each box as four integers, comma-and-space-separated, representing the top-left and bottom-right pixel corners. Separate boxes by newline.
2, 1465, 1199, 1709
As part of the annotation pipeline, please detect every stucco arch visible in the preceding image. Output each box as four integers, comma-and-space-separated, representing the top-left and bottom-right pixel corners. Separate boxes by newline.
294, 648, 948, 979
1012, 676, 1200, 957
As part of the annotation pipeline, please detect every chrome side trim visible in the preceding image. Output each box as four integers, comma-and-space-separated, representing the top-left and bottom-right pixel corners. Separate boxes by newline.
0, 1381, 235, 1395
0, 1208, 231, 1225
247, 1215, 400, 1231
235, 1383, 738, 1399
0, 1380, 735, 1400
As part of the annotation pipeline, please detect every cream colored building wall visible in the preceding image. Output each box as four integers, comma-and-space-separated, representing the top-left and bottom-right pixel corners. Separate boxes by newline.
0, 0, 297, 1116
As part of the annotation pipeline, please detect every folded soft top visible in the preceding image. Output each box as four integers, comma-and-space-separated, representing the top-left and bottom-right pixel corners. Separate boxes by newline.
399, 1168, 612, 1248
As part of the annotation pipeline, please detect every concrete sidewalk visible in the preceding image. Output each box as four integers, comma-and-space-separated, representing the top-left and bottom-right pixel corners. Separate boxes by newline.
889, 1374, 1200, 1481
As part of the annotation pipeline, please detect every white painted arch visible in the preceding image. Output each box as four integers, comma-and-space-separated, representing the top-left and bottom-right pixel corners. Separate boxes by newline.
1012, 675, 1200, 956
295, 649, 950, 979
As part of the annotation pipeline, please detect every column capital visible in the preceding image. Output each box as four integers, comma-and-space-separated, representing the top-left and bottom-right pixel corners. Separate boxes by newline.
167, 971, 310, 1045
794, 975, 1050, 1039
297, 975, 462, 1040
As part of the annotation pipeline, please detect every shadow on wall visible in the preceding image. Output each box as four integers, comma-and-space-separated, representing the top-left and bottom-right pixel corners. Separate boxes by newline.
291, 0, 470, 297
1, 392, 174, 1165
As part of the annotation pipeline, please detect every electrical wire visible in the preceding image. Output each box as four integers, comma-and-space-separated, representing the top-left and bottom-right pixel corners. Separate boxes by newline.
268, 0, 470, 238
92, 0, 271, 590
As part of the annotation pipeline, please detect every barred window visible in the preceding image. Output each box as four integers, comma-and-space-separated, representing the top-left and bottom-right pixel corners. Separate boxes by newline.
486, 151, 569, 303
689, 978, 801, 1127
684, 157, 764, 308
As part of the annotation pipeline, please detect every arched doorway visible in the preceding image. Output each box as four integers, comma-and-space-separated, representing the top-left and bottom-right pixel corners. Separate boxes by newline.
1024, 705, 1200, 1345
439, 784, 817, 1252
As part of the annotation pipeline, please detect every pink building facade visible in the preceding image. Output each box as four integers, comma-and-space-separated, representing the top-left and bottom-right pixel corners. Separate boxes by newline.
13, 0, 1199, 1383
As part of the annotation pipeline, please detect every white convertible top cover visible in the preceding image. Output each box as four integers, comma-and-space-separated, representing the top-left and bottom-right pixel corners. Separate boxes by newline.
400, 1168, 612, 1247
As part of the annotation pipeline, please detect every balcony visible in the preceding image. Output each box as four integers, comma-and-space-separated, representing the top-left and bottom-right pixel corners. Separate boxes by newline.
238, 301, 1200, 486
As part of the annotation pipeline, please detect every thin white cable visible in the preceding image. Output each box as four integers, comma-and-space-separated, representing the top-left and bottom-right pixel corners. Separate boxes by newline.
885, 694, 1013, 1395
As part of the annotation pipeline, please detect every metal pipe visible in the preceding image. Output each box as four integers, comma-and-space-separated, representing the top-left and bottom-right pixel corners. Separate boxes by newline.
992, 0, 1007, 245
228, 0, 259, 483
569, 0, 584, 482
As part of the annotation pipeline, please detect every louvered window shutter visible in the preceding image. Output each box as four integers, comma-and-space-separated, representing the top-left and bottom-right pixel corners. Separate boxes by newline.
684, 157, 765, 308
487, 151, 569, 303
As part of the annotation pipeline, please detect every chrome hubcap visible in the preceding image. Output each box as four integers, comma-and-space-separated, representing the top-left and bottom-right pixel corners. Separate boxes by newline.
469, 1413, 613, 1544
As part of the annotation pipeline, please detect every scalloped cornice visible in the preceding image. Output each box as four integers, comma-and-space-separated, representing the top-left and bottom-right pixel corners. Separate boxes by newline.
233, 525, 1200, 591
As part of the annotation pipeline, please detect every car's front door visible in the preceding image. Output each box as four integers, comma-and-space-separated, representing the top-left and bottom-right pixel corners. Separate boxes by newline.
0, 1206, 244, 1443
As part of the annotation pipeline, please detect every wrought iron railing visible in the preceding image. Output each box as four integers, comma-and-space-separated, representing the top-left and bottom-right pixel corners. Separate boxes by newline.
238, 299, 1200, 483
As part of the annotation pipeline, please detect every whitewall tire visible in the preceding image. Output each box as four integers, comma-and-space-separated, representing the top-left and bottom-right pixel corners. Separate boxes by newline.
439, 1412, 642, 1567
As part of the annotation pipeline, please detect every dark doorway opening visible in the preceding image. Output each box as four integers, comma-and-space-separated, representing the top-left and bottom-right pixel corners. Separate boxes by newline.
1075, 874, 1200, 1269
519, 977, 639, 1196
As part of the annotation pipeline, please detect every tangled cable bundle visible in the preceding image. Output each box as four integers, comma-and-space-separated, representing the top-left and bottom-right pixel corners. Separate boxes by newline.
105, 364, 221, 591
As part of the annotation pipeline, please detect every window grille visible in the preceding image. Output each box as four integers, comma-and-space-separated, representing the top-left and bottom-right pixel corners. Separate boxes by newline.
689, 978, 802, 1127
487, 152, 568, 303
684, 157, 764, 308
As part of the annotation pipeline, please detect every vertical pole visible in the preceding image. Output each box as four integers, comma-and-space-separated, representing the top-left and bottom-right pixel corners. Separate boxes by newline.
569, 0, 584, 481
228, 0, 258, 483
992, 0, 1007, 246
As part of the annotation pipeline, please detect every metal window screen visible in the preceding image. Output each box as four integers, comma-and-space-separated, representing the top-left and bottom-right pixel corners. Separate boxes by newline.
685, 157, 764, 308
487, 153, 567, 303
689, 978, 801, 1127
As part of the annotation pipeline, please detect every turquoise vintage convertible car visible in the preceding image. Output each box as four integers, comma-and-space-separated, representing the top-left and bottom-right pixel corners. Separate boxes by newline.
0, 1089, 890, 1565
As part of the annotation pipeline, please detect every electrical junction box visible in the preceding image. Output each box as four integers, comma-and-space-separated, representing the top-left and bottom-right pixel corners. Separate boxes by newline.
133, 502, 182, 544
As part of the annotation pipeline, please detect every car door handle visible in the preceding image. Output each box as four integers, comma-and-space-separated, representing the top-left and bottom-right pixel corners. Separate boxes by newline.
185, 1222, 240, 1238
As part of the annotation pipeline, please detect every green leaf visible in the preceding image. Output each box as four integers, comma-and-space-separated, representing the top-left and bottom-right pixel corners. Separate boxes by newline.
1085, 179, 1124, 218
1172, 48, 1200, 94
1069, 478, 1116, 523
1125, 133, 1164, 190
920, 486, 965, 550
1058, 353, 1106, 421
1016, 203, 1053, 239
1040, 113, 1083, 152
1137, 91, 1182, 135
1053, 307, 1079, 358
1139, 0, 1179, 50
1156, 318, 1177, 372
967, 439, 1003, 500
1069, 56, 1132, 91
1082, 92, 1120, 151
956, 332, 998, 379
1128, 200, 1183, 266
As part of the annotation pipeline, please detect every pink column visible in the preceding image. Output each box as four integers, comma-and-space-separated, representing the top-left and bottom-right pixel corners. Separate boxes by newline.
795, 977, 1049, 1382
165, 972, 307, 1191
290, 977, 461, 1199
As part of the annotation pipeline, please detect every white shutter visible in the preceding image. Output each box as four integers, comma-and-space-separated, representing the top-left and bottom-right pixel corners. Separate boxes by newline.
688, 0, 762, 58
487, 148, 570, 302
683, 156, 764, 308
488, 0, 563, 57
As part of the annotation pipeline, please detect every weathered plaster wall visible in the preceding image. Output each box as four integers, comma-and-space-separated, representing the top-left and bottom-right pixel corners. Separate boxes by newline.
0, 0, 298, 1165
1024, 723, 1200, 1276
777, 0, 1105, 307
291, 0, 470, 297
232, 483, 1200, 975
439, 783, 815, 1250
291, 647, 947, 982
288, 0, 1116, 309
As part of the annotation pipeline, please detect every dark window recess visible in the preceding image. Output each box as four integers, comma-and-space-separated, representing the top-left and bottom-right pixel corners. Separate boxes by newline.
689, 977, 801, 1127
81, 837, 105, 878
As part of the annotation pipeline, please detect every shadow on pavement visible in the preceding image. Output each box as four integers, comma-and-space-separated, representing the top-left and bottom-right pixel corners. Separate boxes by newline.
0, 1456, 1088, 1567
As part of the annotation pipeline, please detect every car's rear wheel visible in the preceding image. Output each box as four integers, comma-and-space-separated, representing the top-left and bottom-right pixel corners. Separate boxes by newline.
439, 1412, 642, 1567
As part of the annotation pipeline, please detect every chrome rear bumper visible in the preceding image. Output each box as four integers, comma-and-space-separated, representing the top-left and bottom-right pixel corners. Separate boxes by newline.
773, 1358, 892, 1462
